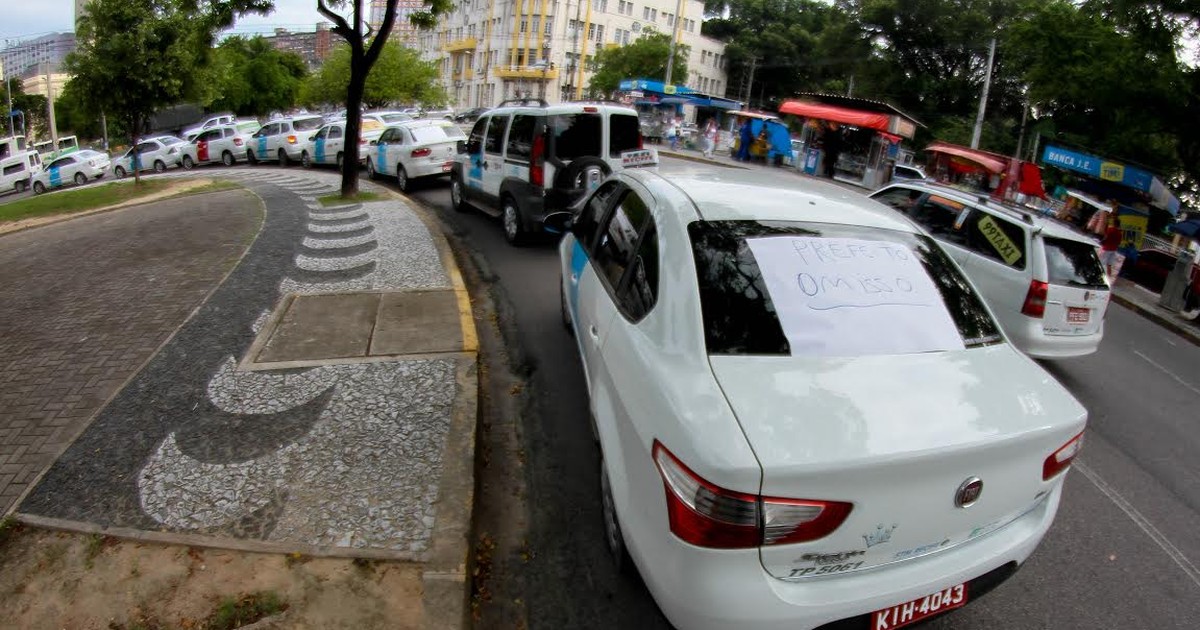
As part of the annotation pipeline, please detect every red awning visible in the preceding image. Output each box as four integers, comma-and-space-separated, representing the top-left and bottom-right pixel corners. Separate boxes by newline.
925, 142, 1007, 174
778, 100, 891, 132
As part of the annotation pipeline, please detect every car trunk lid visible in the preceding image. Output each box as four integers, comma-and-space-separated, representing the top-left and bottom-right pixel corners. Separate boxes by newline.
1041, 236, 1111, 336
708, 346, 1086, 580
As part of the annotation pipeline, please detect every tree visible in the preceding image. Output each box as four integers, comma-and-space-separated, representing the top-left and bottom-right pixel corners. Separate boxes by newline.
302, 41, 443, 109
67, 0, 273, 183
208, 36, 308, 116
589, 31, 690, 95
1, 78, 48, 141
316, 0, 452, 198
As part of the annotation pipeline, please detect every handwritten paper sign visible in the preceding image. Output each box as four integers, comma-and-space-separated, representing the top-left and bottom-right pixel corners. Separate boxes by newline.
746, 236, 966, 357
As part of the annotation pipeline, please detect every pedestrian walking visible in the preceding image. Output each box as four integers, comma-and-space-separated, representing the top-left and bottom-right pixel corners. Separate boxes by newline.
1100, 212, 1123, 277
668, 117, 682, 150
703, 118, 718, 158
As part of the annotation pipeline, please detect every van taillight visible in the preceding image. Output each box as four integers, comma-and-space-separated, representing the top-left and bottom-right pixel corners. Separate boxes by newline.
652, 441, 852, 549
1043, 432, 1084, 480
411, 147, 432, 158
1021, 280, 1048, 318
233, 138, 244, 147
531, 133, 546, 188
287, 135, 297, 144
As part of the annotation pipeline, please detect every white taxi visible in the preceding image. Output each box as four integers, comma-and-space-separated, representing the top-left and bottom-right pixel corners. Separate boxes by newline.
32, 149, 110, 193
553, 167, 1088, 630
299, 120, 380, 169
366, 119, 465, 191
112, 136, 188, 177
245, 115, 324, 166
180, 125, 253, 168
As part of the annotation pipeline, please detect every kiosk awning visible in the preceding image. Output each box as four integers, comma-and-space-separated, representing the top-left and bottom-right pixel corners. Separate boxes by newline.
778, 100, 891, 132
1041, 144, 1181, 215
925, 142, 1007, 173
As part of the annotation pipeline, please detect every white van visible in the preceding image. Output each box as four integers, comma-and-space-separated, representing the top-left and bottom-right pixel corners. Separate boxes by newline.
0, 135, 42, 194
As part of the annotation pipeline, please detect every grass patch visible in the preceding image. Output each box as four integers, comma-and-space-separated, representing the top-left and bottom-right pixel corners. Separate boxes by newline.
317, 191, 382, 206
0, 180, 175, 223
0, 516, 22, 548
204, 591, 288, 630
84, 533, 107, 569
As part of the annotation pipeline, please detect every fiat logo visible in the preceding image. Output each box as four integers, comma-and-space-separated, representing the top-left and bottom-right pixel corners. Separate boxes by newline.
955, 477, 983, 508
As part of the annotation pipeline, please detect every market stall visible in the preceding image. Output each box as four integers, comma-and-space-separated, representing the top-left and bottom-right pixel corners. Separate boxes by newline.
924, 141, 1046, 202
778, 94, 919, 189
616, 78, 741, 145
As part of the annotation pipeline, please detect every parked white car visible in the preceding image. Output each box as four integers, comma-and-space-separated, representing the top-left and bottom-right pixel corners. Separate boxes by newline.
300, 121, 373, 168
183, 113, 237, 141
871, 182, 1111, 358
180, 125, 253, 168
246, 115, 324, 166
0, 142, 41, 194
362, 111, 415, 127
366, 119, 465, 191
32, 149, 110, 193
554, 167, 1087, 630
112, 136, 188, 177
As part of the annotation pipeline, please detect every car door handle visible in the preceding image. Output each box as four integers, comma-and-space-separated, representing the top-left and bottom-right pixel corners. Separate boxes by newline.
589, 326, 600, 342
570, 273, 578, 283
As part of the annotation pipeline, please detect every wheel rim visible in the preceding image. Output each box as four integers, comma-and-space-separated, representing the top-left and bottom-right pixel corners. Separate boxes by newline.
155, 161, 165, 172
223, 153, 233, 166
116, 167, 125, 178
75, 173, 86, 185
182, 157, 193, 169
397, 167, 407, 190
451, 179, 462, 207
600, 466, 623, 559
503, 202, 519, 240
580, 165, 605, 191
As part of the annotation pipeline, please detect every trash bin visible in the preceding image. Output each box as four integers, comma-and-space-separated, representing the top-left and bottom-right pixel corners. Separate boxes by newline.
1158, 251, 1195, 312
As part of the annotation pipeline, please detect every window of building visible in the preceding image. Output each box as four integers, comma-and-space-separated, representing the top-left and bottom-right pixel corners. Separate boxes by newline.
545, 16, 554, 35
593, 0, 607, 11
596, 25, 604, 41
665, 13, 674, 27
643, 6, 650, 19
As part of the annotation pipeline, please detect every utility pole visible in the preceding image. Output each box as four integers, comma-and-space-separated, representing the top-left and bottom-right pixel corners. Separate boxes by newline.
847, 74, 855, 98
1014, 99, 1029, 160
970, 37, 996, 150
663, 0, 684, 87
43, 63, 59, 148
743, 56, 758, 106
4, 74, 13, 137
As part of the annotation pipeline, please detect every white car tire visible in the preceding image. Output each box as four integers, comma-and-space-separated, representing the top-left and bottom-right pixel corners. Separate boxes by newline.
502, 196, 527, 246
301, 151, 311, 168
33, 181, 46, 194
600, 458, 634, 574
153, 160, 166, 173
181, 155, 194, 169
74, 172, 87, 185
221, 151, 235, 167
114, 166, 127, 178
450, 175, 469, 213
278, 149, 290, 167
367, 159, 377, 180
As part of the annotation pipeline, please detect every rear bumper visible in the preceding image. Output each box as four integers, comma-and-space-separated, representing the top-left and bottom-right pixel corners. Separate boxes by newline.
630, 482, 1062, 630
1008, 318, 1104, 359
406, 160, 453, 179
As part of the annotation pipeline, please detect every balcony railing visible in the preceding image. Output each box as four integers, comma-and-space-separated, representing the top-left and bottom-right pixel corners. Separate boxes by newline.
492, 65, 560, 80
444, 37, 477, 52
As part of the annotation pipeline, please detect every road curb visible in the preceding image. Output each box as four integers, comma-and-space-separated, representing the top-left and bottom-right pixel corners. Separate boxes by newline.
655, 148, 750, 169
1110, 292, 1200, 348
391, 187, 481, 630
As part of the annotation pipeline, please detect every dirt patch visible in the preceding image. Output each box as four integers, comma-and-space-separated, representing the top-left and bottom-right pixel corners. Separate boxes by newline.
0, 526, 423, 630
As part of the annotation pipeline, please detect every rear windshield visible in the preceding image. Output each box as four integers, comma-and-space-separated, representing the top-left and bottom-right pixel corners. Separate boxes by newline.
293, 117, 323, 131
689, 220, 1003, 356
550, 113, 602, 159
1044, 237, 1108, 289
410, 124, 459, 144
609, 114, 641, 157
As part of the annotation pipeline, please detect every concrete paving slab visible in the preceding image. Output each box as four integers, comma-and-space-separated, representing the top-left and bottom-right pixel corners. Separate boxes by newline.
372, 290, 464, 356
256, 293, 380, 362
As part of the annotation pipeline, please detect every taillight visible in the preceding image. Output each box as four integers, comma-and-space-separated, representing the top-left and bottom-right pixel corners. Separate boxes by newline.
652, 441, 852, 549
359, 137, 368, 145
530, 132, 545, 188
1043, 432, 1084, 480
638, 132, 644, 149
234, 138, 244, 146
1021, 280, 1048, 318
287, 135, 297, 144
411, 147, 432, 158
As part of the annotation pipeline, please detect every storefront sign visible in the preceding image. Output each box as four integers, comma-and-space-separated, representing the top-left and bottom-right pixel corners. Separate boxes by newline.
1041, 145, 1155, 194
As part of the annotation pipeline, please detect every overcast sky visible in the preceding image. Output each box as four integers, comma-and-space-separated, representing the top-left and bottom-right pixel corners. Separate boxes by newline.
1, 0, 329, 42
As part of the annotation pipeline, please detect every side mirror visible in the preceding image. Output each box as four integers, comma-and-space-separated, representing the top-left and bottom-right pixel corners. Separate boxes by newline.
542, 211, 574, 235
309, 134, 317, 141
456, 141, 466, 154
369, 140, 378, 146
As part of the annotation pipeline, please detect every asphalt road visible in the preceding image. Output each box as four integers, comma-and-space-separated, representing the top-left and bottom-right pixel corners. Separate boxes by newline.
407, 157, 1200, 630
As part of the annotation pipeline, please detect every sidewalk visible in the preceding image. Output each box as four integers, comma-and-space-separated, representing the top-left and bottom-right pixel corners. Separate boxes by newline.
657, 146, 1200, 347
4, 169, 478, 629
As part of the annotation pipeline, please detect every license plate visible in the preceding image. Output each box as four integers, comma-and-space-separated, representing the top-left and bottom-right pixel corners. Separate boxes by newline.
620, 149, 657, 167
871, 583, 967, 630
1067, 307, 1090, 324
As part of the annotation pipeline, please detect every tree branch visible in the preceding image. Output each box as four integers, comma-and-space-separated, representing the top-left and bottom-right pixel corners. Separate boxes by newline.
364, 0, 400, 68
317, 0, 355, 41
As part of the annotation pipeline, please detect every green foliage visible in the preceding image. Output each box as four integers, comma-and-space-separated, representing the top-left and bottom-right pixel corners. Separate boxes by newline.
303, 41, 444, 109
203, 591, 287, 630
1, 79, 49, 141
589, 31, 690, 95
208, 36, 308, 116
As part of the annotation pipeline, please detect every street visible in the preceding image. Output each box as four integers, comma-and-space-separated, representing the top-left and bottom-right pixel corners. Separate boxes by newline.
407, 156, 1200, 629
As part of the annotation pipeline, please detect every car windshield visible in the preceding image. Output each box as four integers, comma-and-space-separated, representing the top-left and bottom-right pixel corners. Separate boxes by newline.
688, 220, 1004, 356
293, 117, 323, 131
1044, 237, 1108, 289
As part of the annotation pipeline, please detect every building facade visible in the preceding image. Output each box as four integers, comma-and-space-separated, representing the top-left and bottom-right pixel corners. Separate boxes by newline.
370, 0, 428, 46
0, 33, 77, 80
415, 0, 728, 109
263, 24, 334, 68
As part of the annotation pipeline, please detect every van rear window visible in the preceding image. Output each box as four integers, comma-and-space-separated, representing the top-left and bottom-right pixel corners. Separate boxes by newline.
609, 114, 641, 157
550, 113, 601, 159
1044, 237, 1108, 289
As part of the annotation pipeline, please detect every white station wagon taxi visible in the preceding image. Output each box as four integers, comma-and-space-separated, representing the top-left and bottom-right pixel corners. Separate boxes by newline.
180, 125, 253, 168
553, 167, 1087, 630
366, 119, 465, 191
32, 149, 110, 194
246, 115, 324, 166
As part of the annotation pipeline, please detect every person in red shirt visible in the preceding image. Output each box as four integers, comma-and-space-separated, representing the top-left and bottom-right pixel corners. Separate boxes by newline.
1100, 213, 1123, 276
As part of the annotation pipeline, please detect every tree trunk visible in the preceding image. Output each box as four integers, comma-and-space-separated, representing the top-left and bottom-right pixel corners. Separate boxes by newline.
341, 46, 367, 198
